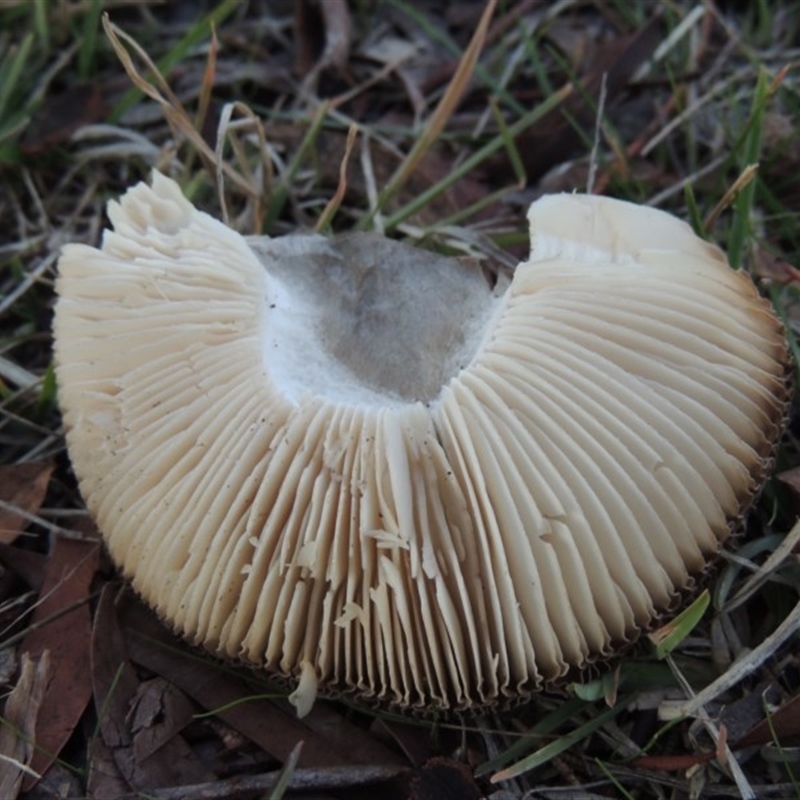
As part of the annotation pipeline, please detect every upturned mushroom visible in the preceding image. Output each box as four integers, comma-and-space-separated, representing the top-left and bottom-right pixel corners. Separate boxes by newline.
54, 173, 790, 714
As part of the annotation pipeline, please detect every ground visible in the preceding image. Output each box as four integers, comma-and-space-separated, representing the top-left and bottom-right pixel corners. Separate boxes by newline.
1, 1, 800, 799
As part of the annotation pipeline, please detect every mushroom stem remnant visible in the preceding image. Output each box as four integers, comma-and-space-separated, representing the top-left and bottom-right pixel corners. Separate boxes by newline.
54, 173, 790, 714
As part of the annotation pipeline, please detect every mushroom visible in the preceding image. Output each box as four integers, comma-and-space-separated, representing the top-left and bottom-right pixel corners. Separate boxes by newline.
54, 172, 790, 714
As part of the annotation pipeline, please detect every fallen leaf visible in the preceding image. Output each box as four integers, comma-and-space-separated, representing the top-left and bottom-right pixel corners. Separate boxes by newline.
776, 467, 800, 518
87, 597, 133, 800
718, 680, 782, 743
131, 677, 196, 763
118, 592, 404, 769
372, 717, 432, 767
734, 691, 800, 749
86, 728, 129, 800
21, 534, 100, 791
92, 583, 154, 750
752, 250, 800, 285
0, 543, 47, 591
0, 652, 49, 799
91, 584, 214, 796
0, 461, 54, 544
26, 761, 83, 800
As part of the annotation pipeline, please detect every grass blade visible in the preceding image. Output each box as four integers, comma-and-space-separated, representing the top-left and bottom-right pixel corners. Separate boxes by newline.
381, 83, 572, 233
727, 68, 770, 268
490, 698, 629, 783
361, 0, 499, 226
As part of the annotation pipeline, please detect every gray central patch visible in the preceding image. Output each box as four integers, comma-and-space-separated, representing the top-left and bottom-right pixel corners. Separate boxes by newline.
249, 232, 505, 405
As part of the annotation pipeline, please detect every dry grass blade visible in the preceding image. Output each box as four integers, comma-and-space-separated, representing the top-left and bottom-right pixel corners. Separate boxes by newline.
195, 23, 217, 132
0, 356, 38, 392
704, 163, 759, 231
102, 14, 255, 200
722, 518, 800, 612
586, 71, 609, 195
0, 501, 92, 544
214, 101, 271, 229
369, 0, 499, 217
315, 122, 359, 232
667, 656, 756, 800
676, 595, 800, 718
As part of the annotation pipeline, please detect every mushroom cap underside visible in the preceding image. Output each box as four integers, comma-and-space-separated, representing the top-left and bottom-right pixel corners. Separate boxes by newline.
54, 172, 790, 712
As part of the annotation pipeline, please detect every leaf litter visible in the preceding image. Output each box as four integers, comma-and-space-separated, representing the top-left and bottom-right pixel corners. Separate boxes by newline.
1, 1, 800, 798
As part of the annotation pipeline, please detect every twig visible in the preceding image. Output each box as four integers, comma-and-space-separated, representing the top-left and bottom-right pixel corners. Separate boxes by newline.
0, 499, 98, 542
722, 518, 800, 613
676, 594, 800, 718
667, 656, 755, 800
115, 764, 407, 800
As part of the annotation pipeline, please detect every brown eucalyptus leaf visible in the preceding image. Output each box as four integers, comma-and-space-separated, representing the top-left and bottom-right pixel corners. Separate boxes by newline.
0, 652, 49, 799
21, 536, 100, 790
0, 462, 54, 544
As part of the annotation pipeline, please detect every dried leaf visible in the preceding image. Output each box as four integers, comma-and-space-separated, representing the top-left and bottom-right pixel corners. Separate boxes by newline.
86, 729, 129, 800
89, 586, 139, 798
735, 691, 800, 749
0, 543, 46, 591
718, 681, 782, 744
372, 717, 432, 768
0, 461, 54, 544
0, 652, 49, 799
777, 465, 800, 498
131, 678, 196, 763
118, 593, 403, 769
21, 536, 100, 790
29, 761, 84, 799
91, 584, 213, 795
276, 696, 407, 768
